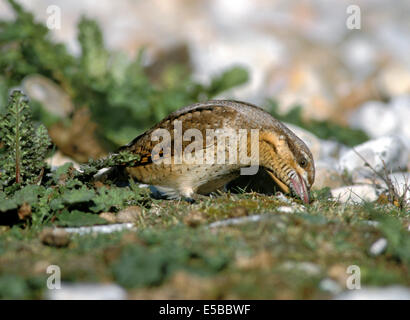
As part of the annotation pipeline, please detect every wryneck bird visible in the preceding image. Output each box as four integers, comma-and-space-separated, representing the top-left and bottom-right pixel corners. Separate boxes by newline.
117, 100, 315, 203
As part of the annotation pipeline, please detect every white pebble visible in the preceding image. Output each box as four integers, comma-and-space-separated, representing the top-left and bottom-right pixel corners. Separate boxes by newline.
64, 223, 135, 235
334, 286, 410, 300
46, 283, 127, 300
319, 278, 343, 295
331, 185, 379, 204
338, 136, 408, 175
369, 238, 388, 256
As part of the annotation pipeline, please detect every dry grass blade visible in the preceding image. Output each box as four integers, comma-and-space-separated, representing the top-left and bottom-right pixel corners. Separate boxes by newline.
352, 148, 408, 210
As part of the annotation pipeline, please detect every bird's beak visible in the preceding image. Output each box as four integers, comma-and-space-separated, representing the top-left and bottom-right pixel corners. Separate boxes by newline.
289, 172, 310, 204
265, 169, 310, 204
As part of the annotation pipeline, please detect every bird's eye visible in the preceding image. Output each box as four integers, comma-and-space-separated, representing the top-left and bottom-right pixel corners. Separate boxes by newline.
300, 159, 307, 167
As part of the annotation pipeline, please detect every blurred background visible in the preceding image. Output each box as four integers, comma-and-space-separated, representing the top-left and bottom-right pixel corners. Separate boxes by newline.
0, 0, 409, 163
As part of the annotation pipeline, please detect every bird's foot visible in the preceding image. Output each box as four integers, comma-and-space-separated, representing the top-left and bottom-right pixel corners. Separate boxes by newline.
182, 193, 209, 203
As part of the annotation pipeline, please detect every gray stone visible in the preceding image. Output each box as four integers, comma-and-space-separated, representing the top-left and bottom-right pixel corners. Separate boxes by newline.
319, 278, 343, 295
331, 185, 379, 204
46, 283, 127, 300
349, 95, 410, 149
275, 192, 293, 204
349, 101, 398, 139
272, 64, 336, 122
46, 151, 80, 170
390, 95, 410, 149
377, 63, 410, 97
341, 36, 378, 79
190, 32, 284, 102
22, 74, 74, 118
276, 206, 295, 214
64, 223, 135, 235
338, 136, 408, 175
313, 161, 345, 190
281, 261, 322, 276
334, 286, 410, 300
319, 139, 347, 160
369, 238, 388, 256
208, 215, 267, 228
350, 168, 385, 186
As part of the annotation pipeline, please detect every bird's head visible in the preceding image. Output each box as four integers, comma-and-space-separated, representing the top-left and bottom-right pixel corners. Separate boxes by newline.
258, 130, 315, 204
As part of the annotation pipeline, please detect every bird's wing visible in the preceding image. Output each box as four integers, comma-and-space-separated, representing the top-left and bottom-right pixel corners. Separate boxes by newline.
118, 102, 240, 167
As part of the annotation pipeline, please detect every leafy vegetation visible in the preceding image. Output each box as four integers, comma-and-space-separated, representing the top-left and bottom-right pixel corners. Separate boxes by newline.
0, 0, 249, 149
0, 89, 147, 228
0, 90, 51, 189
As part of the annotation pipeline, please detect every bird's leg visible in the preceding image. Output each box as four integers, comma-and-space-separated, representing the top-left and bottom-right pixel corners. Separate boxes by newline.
182, 193, 209, 203
182, 196, 196, 203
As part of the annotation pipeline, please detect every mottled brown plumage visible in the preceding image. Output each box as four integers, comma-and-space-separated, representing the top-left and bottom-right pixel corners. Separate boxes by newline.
119, 100, 315, 203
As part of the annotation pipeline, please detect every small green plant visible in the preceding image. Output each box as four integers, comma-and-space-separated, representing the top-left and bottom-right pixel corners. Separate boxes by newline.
0, 90, 51, 190
79, 151, 141, 178
0, 90, 146, 225
0, 1, 249, 149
